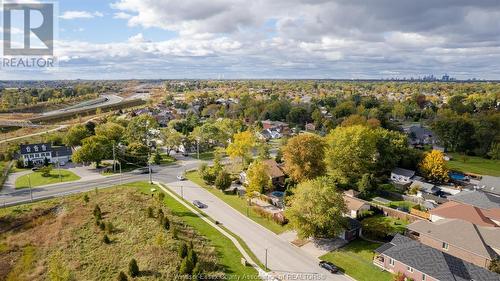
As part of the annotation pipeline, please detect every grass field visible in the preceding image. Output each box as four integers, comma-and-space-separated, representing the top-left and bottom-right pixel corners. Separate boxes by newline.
15, 169, 80, 189
446, 153, 500, 176
320, 239, 392, 281
185, 170, 289, 234
361, 215, 408, 241
0, 182, 258, 280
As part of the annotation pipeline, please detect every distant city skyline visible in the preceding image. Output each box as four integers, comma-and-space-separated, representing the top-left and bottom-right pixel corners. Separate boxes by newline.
1, 0, 500, 80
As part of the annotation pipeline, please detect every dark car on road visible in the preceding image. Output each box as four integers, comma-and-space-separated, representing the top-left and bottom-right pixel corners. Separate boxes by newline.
193, 200, 207, 208
319, 261, 339, 273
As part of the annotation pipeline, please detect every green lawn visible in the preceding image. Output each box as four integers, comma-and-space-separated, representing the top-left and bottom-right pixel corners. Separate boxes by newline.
361, 215, 408, 241
320, 239, 392, 281
15, 169, 80, 189
160, 154, 176, 165
446, 153, 500, 176
185, 171, 289, 234
134, 182, 258, 278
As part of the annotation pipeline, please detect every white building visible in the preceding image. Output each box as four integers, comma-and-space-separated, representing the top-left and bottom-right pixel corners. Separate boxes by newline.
19, 143, 72, 167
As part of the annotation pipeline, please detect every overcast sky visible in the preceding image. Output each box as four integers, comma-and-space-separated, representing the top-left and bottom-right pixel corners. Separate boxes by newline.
2, 0, 500, 79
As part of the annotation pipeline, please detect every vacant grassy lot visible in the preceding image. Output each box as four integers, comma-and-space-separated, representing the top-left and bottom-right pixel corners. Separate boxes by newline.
15, 169, 80, 189
446, 153, 500, 176
185, 171, 288, 234
320, 239, 392, 281
0, 182, 257, 280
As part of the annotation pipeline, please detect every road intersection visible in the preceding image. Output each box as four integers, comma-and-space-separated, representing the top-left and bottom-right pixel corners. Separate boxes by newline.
0, 157, 352, 281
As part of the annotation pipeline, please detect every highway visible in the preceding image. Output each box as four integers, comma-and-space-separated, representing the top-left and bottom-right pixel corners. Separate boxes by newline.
0, 158, 352, 281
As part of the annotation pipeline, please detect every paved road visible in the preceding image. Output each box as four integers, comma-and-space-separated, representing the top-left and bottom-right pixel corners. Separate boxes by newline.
42, 94, 123, 116
0, 158, 352, 281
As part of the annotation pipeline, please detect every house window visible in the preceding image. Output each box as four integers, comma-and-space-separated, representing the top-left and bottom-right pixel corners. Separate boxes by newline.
407, 266, 414, 273
442, 242, 449, 250
422, 274, 426, 280
389, 258, 395, 266
26, 147, 31, 152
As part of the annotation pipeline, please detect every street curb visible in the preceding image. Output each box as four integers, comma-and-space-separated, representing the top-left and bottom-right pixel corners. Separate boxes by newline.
154, 182, 271, 281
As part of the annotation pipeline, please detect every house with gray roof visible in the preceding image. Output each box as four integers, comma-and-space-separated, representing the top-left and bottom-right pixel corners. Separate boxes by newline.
390, 167, 415, 184
374, 234, 500, 281
478, 176, 500, 196
407, 219, 500, 269
410, 180, 440, 197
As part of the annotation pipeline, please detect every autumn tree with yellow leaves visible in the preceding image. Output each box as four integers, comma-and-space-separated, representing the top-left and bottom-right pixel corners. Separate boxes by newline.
419, 150, 449, 183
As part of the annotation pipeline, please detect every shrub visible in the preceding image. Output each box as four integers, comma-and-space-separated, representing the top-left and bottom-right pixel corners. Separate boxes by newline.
178, 242, 188, 259
83, 194, 89, 204
172, 226, 179, 239
103, 234, 111, 244
215, 171, 231, 190
147, 206, 154, 218
39, 165, 53, 177
128, 258, 139, 277
187, 249, 197, 265
158, 209, 164, 223
117, 271, 128, 281
93, 204, 102, 220
179, 257, 194, 275
106, 222, 114, 233
163, 217, 170, 230
99, 221, 106, 231
192, 263, 202, 280
158, 192, 165, 202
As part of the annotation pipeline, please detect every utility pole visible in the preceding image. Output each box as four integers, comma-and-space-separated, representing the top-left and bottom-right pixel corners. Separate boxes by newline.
119, 161, 122, 186
56, 151, 61, 182
112, 143, 116, 173
196, 138, 200, 160
28, 174, 33, 202
181, 185, 184, 198
265, 248, 268, 270
148, 151, 152, 184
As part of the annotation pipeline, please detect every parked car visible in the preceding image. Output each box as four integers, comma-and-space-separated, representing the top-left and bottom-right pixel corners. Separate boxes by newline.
319, 261, 338, 273
177, 174, 186, 181
193, 200, 207, 208
132, 167, 150, 174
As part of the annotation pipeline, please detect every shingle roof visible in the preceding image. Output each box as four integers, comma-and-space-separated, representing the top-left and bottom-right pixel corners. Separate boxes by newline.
430, 201, 498, 227
391, 167, 415, 178
379, 234, 500, 281
344, 195, 369, 211
51, 146, 72, 157
410, 180, 438, 193
479, 176, 500, 196
262, 159, 285, 179
450, 190, 500, 210
407, 219, 500, 259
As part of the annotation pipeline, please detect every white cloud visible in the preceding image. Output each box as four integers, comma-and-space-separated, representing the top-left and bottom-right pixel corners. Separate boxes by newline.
60, 11, 104, 20
113, 12, 132, 19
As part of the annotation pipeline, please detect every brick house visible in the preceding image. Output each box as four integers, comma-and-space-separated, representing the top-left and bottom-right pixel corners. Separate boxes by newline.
374, 234, 500, 281
407, 219, 500, 269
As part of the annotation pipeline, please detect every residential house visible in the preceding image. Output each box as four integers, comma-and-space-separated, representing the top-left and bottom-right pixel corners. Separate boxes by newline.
409, 180, 440, 198
19, 143, 72, 167
405, 125, 436, 147
407, 219, 500, 269
478, 176, 500, 196
429, 190, 500, 227
239, 159, 286, 188
374, 234, 500, 281
343, 194, 371, 219
261, 120, 290, 135
390, 167, 415, 184
339, 218, 362, 242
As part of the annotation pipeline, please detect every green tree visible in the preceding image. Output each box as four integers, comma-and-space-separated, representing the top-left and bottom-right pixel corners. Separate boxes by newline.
95, 122, 125, 143
226, 131, 256, 169
178, 242, 188, 259
128, 258, 139, 277
246, 160, 272, 194
489, 258, 500, 274
285, 177, 347, 238
161, 128, 183, 155
283, 133, 326, 182
126, 115, 159, 143
215, 170, 232, 191
72, 135, 111, 167
64, 124, 91, 148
